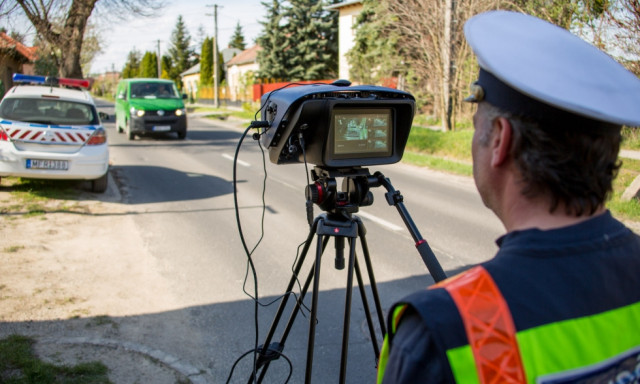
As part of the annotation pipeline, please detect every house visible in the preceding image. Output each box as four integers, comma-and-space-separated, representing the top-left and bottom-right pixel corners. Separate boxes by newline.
181, 62, 201, 101
0, 32, 37, 95
226, 45, 261, 102
326, 0, 363, 81
180, 47, 242, 102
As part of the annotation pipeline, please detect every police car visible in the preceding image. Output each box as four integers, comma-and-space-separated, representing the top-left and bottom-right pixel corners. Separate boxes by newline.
0, 74, 109, 192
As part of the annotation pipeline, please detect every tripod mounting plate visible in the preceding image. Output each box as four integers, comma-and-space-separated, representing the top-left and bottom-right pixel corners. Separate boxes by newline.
316, 214, 358, 238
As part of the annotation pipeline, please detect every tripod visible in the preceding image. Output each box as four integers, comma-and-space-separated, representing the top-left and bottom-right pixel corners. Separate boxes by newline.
248, 168, 447, 383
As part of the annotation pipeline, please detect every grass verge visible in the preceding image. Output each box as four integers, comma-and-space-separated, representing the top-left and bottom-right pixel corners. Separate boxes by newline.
401, 126, 640, 222
189, 104, 256, 121
0, 335, 111, 384
0, 178, 88, 216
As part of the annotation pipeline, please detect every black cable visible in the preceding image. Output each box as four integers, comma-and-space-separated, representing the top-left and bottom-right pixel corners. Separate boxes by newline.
226, 348, 293, 384
230, 82, 335, 382
232, 124, 262, 380
232, 122, 303, 383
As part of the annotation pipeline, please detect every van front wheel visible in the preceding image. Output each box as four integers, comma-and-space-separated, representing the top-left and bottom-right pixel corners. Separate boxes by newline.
126, 119, 135, 140
116, 114, 124, 133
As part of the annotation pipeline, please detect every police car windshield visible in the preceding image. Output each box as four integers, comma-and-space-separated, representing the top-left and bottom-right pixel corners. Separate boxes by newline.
0, 98, 98, 126
130, 83, 179, 99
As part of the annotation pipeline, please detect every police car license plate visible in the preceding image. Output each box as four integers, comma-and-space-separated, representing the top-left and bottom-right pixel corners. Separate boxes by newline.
26, 159, 69, 170
153, 125, 171, 131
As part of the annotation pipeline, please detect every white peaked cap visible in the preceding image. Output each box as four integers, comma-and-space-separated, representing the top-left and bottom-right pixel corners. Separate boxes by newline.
464, 10, 640, 127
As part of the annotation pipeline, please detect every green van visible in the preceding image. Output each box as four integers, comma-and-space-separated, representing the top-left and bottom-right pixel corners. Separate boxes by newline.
115, 78, 187, 140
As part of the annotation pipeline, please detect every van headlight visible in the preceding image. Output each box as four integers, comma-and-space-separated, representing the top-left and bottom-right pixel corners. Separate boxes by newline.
175, 108, 186, 116
130, 107, 145, 117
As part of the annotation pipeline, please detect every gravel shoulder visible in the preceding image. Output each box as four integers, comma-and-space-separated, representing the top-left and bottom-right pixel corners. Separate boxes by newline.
0, 174, 209, 384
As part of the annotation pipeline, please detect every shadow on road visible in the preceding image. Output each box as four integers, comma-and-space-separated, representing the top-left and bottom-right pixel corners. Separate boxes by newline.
0, 266, 473, 384
109, 165, 233, 205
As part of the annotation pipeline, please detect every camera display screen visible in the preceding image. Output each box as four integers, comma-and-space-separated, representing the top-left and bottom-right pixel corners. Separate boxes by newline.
332, 109, 393, 158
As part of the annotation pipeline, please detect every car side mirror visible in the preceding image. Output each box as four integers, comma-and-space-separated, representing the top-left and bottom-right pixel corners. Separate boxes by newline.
99, 111, 109, 121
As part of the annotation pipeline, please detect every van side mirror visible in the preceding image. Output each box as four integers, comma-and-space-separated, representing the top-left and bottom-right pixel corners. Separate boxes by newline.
182, 93, 187, 100
117, 92, 126, 100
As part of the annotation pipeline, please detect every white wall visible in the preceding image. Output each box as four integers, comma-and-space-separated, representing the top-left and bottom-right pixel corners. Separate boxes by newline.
337, 4, 363, 81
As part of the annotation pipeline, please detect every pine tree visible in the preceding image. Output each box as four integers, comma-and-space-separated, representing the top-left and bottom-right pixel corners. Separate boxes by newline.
257, 0, 338, 81
138, 51, 158, 78
217, 47, 226, 82
229, 22, 246, 51
283, 0, 338, 80
256, 0, 289, 80
161, 56, 172, 80
200, 37, 213, 86
122, 49, 142, 79
167, 15, 195, 84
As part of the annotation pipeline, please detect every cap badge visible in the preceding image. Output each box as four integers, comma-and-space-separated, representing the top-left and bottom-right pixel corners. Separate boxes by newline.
464, 83, 485, 103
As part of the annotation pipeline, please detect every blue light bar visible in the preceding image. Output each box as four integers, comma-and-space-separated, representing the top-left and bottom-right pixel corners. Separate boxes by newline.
12, 74, 47, 84
11, 73, 90, 89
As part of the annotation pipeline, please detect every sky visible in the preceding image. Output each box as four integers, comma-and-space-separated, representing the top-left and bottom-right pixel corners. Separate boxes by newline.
1, 0, 266, 75
91, 0, 266, 74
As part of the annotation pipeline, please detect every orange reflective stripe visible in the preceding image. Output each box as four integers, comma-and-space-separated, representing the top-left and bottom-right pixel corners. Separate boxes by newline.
442, 266, 526, 384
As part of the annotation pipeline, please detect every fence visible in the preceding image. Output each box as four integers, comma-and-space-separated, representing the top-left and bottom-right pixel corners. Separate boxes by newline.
196, 78, 398, 106
252, 79, 336, 101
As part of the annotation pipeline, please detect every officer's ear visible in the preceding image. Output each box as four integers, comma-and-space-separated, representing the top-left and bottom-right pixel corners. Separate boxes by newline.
490, 117, 512, 168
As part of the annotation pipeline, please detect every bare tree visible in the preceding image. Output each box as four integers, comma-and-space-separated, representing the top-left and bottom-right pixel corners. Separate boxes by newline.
385, 0, 506, 130
607, 0, 640, 75
0, 0, 165, 78
353, 0, 610, 130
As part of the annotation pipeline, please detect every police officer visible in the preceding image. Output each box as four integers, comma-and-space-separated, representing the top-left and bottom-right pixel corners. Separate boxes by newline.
377, 10, 640, 384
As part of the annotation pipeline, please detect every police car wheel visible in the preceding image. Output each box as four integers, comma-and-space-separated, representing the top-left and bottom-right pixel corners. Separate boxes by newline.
91, 172, 108, 193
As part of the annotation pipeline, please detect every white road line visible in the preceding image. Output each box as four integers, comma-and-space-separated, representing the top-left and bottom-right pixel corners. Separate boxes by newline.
223, 153, 250, 167
270, 177, 299, 191
358, 211, 404, 231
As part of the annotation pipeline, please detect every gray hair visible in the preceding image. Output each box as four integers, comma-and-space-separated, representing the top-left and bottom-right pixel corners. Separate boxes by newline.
479, 102, 621, 216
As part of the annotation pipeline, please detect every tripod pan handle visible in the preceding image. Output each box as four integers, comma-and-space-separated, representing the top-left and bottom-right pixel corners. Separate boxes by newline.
416, 240, 447, 283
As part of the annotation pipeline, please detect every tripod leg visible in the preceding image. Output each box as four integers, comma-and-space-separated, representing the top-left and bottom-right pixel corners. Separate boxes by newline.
257, 251, 319, 384
275, 236, 330, 349
338, 236, 358, 384
249, 219, 320, 384
356, 219, 387, 337
354, 257, 380, 358
305, 232, 326, 384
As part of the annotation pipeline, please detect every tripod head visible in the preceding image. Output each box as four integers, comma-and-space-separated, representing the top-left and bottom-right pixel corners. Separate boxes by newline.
305, 167, 381, 215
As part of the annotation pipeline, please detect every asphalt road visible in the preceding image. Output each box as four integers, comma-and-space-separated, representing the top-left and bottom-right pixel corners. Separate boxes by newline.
95, 99, 504, 383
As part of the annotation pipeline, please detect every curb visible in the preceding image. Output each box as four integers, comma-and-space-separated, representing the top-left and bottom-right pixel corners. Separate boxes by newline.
38, 337, 212, 384
620, 150, 640, 201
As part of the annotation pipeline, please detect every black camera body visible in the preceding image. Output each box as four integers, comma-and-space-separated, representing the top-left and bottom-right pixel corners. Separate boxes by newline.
260, 81, 415, 168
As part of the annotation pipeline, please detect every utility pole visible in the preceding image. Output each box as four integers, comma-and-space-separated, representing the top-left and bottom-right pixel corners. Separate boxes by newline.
442, 0, 453, 131
207, 4, 221, 108
156, 40, 162, 79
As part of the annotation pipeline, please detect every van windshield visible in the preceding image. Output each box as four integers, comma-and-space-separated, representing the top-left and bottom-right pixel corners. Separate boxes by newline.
130, 83, 179, 99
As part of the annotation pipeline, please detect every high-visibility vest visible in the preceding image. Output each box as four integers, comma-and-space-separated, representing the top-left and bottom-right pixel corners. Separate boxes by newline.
378, 265, 640, 384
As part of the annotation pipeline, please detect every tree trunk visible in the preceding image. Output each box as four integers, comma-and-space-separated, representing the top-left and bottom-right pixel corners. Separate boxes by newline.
16, 0, 97, 78
59, 0, 97, 78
